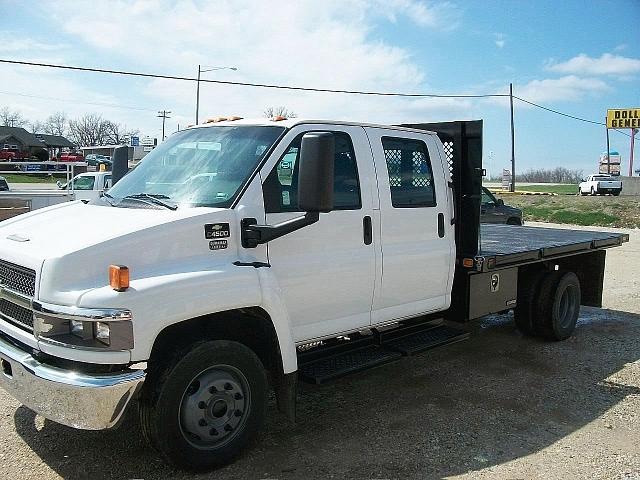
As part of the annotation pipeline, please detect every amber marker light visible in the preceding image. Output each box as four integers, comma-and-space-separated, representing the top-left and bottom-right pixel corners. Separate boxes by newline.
462, 258, 474, 268
109, 265, 130, 292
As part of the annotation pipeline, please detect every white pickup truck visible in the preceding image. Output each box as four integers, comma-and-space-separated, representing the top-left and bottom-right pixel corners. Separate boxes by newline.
0, 119, 627, 470
57, 171, 113, 202
579, 174, 622, 196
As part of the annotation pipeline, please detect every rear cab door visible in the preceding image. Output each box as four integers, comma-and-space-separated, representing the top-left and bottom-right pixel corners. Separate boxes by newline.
364, 127, 454, 323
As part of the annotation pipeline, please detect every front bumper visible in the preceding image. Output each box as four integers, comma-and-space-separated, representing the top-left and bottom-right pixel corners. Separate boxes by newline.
0, 333, 145, 430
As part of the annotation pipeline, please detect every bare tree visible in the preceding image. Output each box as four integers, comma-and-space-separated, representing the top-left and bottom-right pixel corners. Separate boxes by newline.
28, 120, 45, 134
263, 106, 297, 118
44, 112, 68, 136
0, 107, 27, 128
103, 121, 139, 145
68, 114, 139, 146
68, 114, 111, 146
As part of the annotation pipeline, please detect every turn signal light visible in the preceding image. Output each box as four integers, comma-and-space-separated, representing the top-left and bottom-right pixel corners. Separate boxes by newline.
109, 265, 130, 292
462, 258, 474, 268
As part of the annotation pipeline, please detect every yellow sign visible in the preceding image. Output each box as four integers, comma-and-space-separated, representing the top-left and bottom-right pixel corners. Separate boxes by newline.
607, 108, 640, 129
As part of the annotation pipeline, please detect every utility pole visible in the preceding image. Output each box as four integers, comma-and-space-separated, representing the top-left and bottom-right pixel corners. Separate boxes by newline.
157, 110, 171, 141
195, 65, 201, 126
630, 128, 637, 177
509, 83, 516, 192
605, 117, 611, 175
195, 65, 237, 125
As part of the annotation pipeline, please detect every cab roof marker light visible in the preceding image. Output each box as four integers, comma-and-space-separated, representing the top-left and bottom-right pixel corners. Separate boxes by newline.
271, 116, 287, 121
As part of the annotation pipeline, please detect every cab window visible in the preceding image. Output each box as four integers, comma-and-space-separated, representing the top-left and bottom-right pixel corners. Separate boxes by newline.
71, 176, 95, 191
263, 131, 362, 213
381, 136, 436, 208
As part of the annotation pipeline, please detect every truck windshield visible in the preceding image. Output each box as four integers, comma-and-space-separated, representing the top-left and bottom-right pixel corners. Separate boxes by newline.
108, 125, 284, 208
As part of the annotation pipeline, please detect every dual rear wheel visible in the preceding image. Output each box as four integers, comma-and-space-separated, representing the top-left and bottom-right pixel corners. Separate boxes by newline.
514, 270, 581, 340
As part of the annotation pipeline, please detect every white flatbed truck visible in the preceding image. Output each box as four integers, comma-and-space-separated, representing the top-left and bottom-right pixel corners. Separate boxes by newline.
0, 119, 627, 470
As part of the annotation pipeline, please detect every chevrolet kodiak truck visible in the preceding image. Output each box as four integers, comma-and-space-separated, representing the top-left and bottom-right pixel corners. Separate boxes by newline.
0, 119, 628, 470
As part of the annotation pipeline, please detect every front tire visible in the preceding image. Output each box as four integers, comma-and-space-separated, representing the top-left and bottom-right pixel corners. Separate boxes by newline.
139, 340, 268, 471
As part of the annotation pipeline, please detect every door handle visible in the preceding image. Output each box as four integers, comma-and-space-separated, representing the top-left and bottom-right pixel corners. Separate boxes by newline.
363, 216, 372, 245
437, 213, 445, 238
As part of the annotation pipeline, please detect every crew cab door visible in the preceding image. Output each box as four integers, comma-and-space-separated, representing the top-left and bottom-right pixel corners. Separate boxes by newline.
365, 128, 454, 323
260, 125, 377, 342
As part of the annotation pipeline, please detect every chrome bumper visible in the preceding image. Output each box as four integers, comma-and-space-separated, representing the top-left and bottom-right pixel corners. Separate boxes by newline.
0, 333, 145, 430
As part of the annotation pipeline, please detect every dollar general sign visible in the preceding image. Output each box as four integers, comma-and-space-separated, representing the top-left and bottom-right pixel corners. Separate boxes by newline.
607, 108, 640, 128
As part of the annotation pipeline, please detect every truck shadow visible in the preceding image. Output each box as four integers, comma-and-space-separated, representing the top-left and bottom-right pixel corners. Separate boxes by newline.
13, 307, 640, 479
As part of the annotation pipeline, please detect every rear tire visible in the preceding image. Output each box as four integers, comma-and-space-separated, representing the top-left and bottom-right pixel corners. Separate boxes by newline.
514, 269, 546, 336
139, 340, 268, 471
613, 190, 621, 196
590, 187, 596, 196
534, 271, 581, 341
506, 218, 521, 226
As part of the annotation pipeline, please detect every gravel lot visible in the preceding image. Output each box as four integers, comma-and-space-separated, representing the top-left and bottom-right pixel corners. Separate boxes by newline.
0, 223, 638, 479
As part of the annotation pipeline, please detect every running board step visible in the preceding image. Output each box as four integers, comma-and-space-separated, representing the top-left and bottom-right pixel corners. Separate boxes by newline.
384, 324, 469, 356
299, 346, 402, 385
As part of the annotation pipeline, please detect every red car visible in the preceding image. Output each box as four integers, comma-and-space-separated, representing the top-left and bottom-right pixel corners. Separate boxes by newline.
58, 152, 84, 162
0, 150, 16, 160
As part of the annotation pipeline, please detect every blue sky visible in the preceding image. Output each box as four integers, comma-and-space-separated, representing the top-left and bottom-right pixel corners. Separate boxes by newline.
1, 0, 639, 177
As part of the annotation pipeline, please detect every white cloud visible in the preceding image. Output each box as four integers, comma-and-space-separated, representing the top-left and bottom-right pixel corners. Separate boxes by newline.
377, 0, 461, 30
545, 53, 640, 76
0, 34, 67, 52
7, 0, 466, 134
511, 75, 609, 104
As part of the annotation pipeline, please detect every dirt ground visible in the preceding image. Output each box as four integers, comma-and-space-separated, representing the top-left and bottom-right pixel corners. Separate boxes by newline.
0, 223, 638, 479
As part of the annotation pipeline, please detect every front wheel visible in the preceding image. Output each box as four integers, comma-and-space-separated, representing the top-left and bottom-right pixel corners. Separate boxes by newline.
139, 340, 268, 471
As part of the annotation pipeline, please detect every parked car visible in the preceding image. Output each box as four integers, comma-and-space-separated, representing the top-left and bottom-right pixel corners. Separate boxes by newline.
579, 174, 622, 196
481, 187, 523, 225
0, 176, 9, 191
0, 150, 16, 160
56, 171, 112, 201
85, 154, 113, 169
59, 151, 85, 162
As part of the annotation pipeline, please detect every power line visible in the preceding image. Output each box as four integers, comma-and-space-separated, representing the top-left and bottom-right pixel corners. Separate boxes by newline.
1, 58, 632, 139
0, 58, 508, 99
514, 95, 632, 138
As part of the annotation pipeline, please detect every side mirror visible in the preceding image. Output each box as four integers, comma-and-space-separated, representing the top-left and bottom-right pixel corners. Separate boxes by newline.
298, 132, 334, 213
496, 199, 505, 206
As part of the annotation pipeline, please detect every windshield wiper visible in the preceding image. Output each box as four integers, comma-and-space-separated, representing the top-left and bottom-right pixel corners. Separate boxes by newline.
123, 193, 178, 210
101, 192, 117, 207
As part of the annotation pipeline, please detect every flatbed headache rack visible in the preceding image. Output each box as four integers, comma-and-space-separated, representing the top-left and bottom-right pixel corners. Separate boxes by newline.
400, 121, 629, 321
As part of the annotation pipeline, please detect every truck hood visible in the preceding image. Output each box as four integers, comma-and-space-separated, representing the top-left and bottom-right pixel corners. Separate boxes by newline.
0, 202, 236, 304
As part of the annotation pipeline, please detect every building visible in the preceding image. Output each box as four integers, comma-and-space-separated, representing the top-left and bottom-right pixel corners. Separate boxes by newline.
0, 126, 76, 161
80, 136, 157, 164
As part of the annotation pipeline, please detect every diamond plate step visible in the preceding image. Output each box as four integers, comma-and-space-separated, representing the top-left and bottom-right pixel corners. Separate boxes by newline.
299, 346, 402, 384
384, 324, 469, 356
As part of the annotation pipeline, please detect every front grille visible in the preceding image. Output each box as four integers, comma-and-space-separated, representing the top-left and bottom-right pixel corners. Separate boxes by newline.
0, 260, 36, 297
0, 298, 34, 331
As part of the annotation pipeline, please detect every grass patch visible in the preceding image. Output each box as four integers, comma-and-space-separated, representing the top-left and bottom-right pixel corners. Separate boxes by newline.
2, 174, 67, 184
496, 194, 639, 228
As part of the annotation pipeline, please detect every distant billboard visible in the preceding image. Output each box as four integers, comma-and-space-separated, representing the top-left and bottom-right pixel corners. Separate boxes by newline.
606, 108, 640, 129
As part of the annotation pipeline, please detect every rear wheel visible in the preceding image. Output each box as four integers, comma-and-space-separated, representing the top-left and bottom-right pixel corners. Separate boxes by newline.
613, 190, 621, 196
506, 217, 521, 226
139, 340, 268, 471
590, 187, 595, 196
514, 269, 546, 336
534, 271, 581, 341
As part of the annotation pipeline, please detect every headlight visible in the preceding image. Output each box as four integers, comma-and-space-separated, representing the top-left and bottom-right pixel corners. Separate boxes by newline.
69, 320, 92, 340
95, 322, 111, 346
